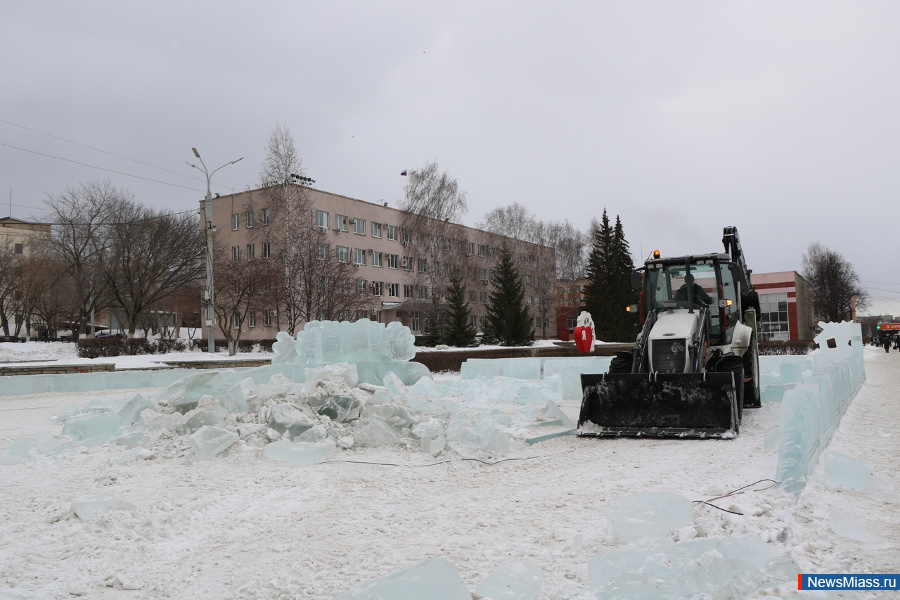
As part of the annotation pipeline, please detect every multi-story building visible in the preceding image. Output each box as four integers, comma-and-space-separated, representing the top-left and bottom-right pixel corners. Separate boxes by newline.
750, 271, 816, 342
0, 217, 52, 336
204, 185, 556, 342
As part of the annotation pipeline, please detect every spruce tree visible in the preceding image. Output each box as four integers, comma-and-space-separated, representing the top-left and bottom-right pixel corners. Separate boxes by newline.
583, 210, 638, 342
482, 244, 534, 346
443, 268, 477, 347
611, 215, 639, 341
421, 306, 444, 347
583, 209, 615, 341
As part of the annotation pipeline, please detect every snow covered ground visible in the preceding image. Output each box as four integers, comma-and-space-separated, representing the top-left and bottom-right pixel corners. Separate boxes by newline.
0, 343, 897, 599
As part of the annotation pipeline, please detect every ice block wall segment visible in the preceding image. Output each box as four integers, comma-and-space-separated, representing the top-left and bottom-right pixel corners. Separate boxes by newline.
559, 362, 610, 401
460, 358, 502, 380
505, 357, 541, 380
334, 557, 470, 600
775, 321, 866, 496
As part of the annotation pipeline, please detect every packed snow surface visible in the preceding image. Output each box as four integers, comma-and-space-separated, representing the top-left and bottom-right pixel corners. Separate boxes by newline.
0, 335, 898, 598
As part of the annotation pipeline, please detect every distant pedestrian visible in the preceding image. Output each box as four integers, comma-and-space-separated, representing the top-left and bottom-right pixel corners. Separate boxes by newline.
883, 336, 891, 353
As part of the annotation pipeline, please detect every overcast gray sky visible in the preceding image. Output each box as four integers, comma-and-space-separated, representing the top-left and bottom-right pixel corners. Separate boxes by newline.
3, 1, 899, 317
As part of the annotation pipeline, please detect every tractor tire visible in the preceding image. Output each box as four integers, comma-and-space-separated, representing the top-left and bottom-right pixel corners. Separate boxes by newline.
713, 354, 744, 425
609, 351, 633, 374
743, 335, 760, 408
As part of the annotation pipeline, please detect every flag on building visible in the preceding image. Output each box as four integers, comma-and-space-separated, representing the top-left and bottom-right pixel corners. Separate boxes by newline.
400, 170, 407, 176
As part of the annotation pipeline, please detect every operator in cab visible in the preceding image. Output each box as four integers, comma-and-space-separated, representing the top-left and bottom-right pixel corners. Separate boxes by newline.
675, 273, 712, 305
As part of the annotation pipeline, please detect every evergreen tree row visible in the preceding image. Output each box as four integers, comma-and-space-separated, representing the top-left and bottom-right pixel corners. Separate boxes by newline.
582, 209, 640, 343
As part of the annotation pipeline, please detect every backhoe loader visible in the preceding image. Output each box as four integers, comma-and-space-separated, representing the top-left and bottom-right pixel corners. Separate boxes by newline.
577, 226, 760, 439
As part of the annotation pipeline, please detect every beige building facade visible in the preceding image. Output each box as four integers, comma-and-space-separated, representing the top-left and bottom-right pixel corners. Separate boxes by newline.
204, 185, 556, 342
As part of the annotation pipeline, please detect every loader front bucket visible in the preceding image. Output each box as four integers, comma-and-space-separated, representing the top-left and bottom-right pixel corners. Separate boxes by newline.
577, 372, 739, 439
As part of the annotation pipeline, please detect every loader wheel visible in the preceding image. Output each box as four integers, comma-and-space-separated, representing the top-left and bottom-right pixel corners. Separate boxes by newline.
743, 335, 760, 408
609, 351, 633, 374
714, 355, 744, 425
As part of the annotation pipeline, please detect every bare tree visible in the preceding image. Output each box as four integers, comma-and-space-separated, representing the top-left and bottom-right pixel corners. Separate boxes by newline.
479, 203, 587, 279
0, 239, 24, 336
253, 123, 368, 333
801, 242, 869, 323
44, 181, 118, 338
212, 239, 281, 355
398, 161, 468, 342
99, 201, 203, 336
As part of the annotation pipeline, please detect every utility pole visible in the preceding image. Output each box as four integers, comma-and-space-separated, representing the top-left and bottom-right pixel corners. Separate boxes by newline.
187, 148, 243, 354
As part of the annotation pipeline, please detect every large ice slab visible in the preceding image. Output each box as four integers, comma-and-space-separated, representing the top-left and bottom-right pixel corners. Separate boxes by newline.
62, 412, 122, 446
189, 426, 239, 459
604, 492, 694, 544
72, 495, 136, 521
589, 534, 781, 599
823, 450, 875, 491
263, 439, 335, 465
334, 557, 470, 600
475, 559, 543, 600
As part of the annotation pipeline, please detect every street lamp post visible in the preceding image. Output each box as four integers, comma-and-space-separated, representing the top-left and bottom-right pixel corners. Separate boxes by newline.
187, 148, 243, 354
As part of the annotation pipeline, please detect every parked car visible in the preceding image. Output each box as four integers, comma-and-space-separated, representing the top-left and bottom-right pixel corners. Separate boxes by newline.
95, 332, 125, 339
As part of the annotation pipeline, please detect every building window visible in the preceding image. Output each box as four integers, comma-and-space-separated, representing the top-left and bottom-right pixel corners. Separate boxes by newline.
469, 291, 477, 302
337, 246, 350, 263
400, 228, 411, 245
417, 258, 428, 273
315, 210, 328, 230
372, 281, 383, 295
263, 242, 271, 258
353, 248, 366, 265
248, 312, 256, 328
478, 244, 485, 257
261, 208, 270, 225
265, 309, 275, 327
469, 315, 478, 328
372, 251, 383, 267
401, 256, 412, 271
467, 241, 475, 255
336, 214, 348, 232
232, 213, 240, 230
387, 225, 398, 241
386, 253, 399, 269
232, 246, 241, 261
316, 243, 329, 261
14, 243, 23, 254
479, 268, 488, 282
232, 312, 240, 329
371, 222, 383, 238
353, 219, 366, 235
388, 283, 399, 297
247, 211, 255, 228
411, 311, 421, 332
356, 279, 368, 294
758, 292, 791, 341
247, 244, 255, 260
479, 291, 488, 303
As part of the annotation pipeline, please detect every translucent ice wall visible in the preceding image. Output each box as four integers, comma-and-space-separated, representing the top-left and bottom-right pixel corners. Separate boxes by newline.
775, 321, 866, 495
273, 320, 428, 385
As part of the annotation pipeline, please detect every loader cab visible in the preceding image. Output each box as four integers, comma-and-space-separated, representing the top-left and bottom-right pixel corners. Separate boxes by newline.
642, 254, 740, 347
